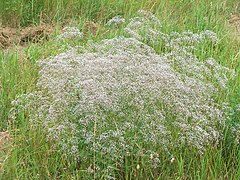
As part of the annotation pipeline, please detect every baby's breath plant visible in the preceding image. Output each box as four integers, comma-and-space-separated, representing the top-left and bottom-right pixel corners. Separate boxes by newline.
10, 10, 237, 178
57, 27, 84, 41
106, 16, 126, 27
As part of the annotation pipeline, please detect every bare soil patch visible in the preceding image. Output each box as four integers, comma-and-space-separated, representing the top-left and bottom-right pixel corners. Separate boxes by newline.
0, 24, 53, 49
0, 27, 17, 48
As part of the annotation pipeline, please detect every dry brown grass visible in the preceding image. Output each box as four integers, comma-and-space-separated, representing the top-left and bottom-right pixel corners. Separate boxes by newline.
0, 131, 12, 173
228, 14, 240, 41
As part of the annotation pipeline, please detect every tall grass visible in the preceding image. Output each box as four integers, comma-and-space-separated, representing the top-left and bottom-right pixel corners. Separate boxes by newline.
0, 0, 240, 179
0, 0, 133, 27
0, 0, 239, 27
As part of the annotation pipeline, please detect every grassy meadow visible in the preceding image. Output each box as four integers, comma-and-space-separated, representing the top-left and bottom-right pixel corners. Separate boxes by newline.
0, 0, 240, 179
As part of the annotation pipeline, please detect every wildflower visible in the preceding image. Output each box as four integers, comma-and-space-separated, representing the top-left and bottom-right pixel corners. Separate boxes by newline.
150, 153, 154, 160
87, 165, 94, 174
236, 104, 240, 112
106, 16, 125, 27
10, 10, 235, 177
57, 26, 83, 41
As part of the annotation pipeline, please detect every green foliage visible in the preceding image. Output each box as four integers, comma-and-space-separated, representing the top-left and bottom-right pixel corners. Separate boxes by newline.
0, 0, 238, 28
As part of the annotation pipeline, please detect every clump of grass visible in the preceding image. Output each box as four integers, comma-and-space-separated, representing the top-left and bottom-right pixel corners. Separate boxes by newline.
1, 0, 238, 28
0, 0, 131, 27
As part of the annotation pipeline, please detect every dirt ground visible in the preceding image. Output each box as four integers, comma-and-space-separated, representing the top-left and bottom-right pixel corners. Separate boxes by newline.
0, 24, 53, 49
0, 21, 102, 49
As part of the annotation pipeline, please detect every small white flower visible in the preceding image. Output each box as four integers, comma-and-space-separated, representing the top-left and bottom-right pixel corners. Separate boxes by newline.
150, 153, 154, 159
106, 16, 125, 27
170, 157, 175, 163
87, 165, 94, 174
57, 26, 83, 41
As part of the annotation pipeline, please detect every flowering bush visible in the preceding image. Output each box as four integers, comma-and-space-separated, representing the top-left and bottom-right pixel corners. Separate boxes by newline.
10, 10, 236, 177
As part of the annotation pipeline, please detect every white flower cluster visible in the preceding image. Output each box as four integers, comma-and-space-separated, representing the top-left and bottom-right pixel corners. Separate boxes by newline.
10, 10, 236, 176
124, 10, 218, 51
124, 10, 218, 52
236, 104, 240, 112
57, 26, 83, 41
123, 10, 234, 90
164, 30, 219, 52
106, 16, 125, 27
124, 10, 161, 40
